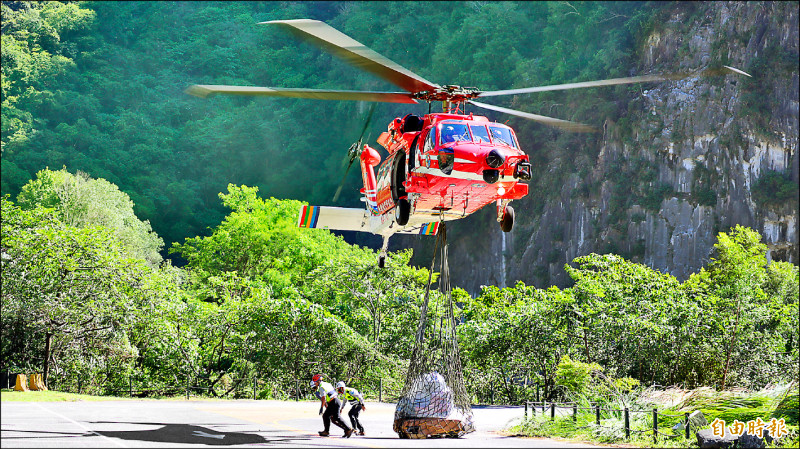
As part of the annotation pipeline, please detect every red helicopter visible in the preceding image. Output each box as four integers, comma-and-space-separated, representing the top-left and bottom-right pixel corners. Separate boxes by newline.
187, 19, 750, 267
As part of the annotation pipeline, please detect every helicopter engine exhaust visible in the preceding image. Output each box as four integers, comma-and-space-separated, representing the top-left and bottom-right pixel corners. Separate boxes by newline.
485, 149, 505, 168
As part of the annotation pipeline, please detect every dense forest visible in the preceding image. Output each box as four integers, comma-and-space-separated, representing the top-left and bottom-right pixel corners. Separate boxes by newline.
1, 1, 798, 405
1, 0, 661, 256
2, 169, 798, 400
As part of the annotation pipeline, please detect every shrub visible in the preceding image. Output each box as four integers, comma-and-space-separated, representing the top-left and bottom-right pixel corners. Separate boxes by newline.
751, 170, 799, 209
555, 355, 603, 396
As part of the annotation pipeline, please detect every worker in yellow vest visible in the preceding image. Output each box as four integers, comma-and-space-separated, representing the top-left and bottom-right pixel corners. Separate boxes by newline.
311, 374, 353, 438
336, 381, 366, 436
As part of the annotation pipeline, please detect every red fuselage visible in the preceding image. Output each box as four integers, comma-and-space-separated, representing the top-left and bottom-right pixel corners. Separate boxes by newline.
366, 112, 530, 224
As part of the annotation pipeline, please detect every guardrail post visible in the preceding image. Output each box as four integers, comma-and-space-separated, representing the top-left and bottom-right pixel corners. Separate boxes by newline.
253, 376, 257, 401
185, 374, 189, 400
550, 402, 555, 421
685, 412, 690, 439
129, 376, 133, 397
490, 383, 494, 405
379, 378, 383, 403
653, 408, 658, 444
624, 408, 630, 440
524, 401, 528, 419
595, 403, 600, 426
295, 379, 299, 401
536, 384, 540, 403
572, 403, 577, 422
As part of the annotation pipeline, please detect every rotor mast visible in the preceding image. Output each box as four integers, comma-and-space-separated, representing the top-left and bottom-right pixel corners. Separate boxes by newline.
409, 85, 480, 114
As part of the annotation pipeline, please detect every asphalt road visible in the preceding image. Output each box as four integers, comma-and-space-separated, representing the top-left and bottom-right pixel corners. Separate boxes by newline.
1, 399, 604, 448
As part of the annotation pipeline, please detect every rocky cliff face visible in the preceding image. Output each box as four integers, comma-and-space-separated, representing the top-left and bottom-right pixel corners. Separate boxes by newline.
409, 1, 798, 296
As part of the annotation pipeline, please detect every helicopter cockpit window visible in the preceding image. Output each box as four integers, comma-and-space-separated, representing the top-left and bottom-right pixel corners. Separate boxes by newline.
423, 129, 434, 153
470, 125, 491, 143
439, 123, 470, 145
488, 126, 518, 149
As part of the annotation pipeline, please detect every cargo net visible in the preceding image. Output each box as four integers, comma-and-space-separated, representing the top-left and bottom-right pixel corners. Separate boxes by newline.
394, 223, 475, 439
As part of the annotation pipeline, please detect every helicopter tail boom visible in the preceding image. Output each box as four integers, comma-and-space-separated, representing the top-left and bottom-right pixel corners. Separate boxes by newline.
297, 205, 439, 236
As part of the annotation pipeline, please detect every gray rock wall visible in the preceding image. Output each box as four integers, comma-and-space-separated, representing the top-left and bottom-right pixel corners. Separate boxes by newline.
414, 1, 798, 297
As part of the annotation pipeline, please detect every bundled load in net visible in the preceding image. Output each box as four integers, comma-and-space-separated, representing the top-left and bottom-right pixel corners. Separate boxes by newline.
393, 224, 475, 439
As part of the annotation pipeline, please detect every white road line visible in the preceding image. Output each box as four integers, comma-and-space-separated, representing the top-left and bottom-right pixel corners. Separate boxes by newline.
34, 403, 127, 447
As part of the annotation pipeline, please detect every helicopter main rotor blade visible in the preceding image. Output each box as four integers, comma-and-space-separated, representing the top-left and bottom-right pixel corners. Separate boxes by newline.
468, 100, 598, 133
478, 66, 752, 97
333, 159, 355, 203
261, 19, 440, 94
185, 85, 418, 103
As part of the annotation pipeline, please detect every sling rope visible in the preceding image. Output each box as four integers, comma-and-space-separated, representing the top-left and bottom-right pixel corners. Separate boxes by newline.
393, 223, 475, 438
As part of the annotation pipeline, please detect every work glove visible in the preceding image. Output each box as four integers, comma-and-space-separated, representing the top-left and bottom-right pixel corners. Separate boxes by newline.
319, 405, 324, 415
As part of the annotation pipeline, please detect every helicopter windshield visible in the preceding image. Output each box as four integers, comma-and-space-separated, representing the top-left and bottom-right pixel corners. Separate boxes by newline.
439, 123, 470, 145
488, 125, 518, 148
470, 125, 491, 143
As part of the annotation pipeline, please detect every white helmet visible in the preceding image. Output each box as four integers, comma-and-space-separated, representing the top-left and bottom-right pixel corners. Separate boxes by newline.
335, 381, 346, 389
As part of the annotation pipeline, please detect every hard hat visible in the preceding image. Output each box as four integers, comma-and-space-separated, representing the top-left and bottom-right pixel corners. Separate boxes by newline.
312, 374, 323, 382
335, 381, 346, 389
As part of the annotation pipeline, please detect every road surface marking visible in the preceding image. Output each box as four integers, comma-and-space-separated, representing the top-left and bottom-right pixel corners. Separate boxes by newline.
199, 405, 380, 448
34, 403, 127, 447
192, 430, 225, 439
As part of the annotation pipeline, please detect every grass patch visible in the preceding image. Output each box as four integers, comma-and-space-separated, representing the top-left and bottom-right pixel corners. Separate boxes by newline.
509, 384, 800, 448
0, 389, 241, 402
1, 389, 134, 402
509, 409, 690, 448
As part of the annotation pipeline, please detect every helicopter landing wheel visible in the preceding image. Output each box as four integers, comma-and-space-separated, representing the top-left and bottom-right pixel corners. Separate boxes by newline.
396, 198, 410, 226
500, 205, 514, 232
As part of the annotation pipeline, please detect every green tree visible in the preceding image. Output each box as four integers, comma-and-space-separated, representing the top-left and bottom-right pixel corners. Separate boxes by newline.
1, 1, 95, 155
171, 184, 360, 294
306, 249, 430, 357
565, 253, 691, 384
17, 168, 164, 266
459, 283, 579, 403
1, 196, 187, 389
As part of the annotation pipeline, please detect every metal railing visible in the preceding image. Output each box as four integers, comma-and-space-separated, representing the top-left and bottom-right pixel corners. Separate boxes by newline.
25, 372, 388, 403
523, 401, 690, 444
